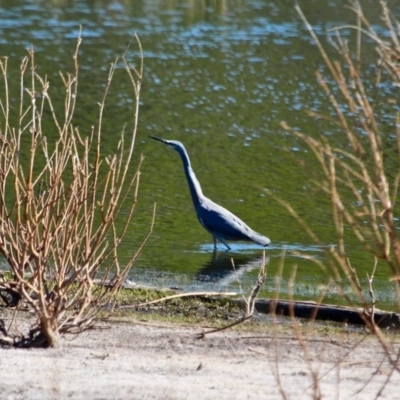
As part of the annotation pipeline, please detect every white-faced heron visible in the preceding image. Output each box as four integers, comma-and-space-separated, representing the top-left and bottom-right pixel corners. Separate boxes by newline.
150, 136, 271, 250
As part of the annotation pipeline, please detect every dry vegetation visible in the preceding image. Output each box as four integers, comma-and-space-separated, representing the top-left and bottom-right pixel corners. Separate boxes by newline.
272, 0, 400, 395
279, 0, 400, 325
0, 33, 152, 347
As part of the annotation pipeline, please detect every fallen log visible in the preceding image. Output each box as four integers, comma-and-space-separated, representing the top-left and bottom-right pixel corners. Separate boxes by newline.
253, 299, 400, 330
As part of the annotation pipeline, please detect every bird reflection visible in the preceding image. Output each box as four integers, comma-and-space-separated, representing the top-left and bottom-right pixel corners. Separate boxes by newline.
195, 251, 269, 286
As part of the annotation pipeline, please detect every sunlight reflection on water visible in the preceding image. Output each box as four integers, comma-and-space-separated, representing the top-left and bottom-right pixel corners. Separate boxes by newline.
0, 0, 397, 309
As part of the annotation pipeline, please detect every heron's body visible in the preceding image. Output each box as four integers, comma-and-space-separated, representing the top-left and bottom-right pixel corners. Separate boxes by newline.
150, 136, 271, 250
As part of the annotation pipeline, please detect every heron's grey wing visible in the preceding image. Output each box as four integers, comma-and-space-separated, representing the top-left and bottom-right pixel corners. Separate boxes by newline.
197, 200, 256, 241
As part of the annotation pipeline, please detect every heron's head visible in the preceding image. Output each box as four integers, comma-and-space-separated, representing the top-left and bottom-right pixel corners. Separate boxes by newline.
150, 136, 186, 154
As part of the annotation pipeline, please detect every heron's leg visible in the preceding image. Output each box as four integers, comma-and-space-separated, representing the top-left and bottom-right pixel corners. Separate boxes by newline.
218, 237, 231, 251
213, 236, 217, 250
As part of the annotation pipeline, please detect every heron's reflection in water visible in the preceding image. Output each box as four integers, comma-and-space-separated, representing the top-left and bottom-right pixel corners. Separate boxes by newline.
195, 251, 269, 287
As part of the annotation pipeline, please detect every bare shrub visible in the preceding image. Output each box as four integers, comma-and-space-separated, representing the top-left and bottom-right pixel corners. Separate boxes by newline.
269, 1, 400, 393
0, 33, 152, 347
278, 0, 400, 323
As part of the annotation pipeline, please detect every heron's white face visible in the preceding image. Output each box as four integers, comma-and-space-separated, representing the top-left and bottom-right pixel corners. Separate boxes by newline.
167, 140, 184, 151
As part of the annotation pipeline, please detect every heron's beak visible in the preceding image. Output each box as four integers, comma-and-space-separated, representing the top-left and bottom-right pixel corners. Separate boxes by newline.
149, 136, 168, 144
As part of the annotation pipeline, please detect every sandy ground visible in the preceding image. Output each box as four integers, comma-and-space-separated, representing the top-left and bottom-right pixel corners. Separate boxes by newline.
1, 316, 400, 400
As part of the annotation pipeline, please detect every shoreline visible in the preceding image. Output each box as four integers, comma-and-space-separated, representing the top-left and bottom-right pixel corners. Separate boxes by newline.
1, 316, 400, 399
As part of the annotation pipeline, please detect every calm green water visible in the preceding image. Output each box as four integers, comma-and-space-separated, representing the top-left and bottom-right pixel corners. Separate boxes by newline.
0, 0, 398, 309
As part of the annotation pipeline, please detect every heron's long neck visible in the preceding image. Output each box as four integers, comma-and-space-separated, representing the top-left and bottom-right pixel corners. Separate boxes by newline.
178, 149, 204, 208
